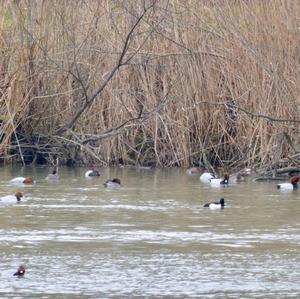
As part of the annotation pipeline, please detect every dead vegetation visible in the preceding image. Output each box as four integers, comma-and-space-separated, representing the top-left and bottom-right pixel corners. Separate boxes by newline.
1, 1, 300, 175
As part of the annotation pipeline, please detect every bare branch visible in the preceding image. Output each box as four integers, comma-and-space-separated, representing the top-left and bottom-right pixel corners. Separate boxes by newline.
54, 4, 155, 135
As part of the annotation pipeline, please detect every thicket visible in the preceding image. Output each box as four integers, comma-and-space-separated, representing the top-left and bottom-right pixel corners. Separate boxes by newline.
1, 0, 300, 175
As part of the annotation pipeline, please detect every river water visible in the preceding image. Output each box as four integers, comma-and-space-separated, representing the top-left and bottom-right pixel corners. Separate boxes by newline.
0, 166, 299, 298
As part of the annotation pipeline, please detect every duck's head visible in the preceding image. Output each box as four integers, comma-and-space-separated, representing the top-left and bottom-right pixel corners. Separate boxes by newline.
13, 265, 25, 277
15, 192, 23, 202
219, 198, 225, 207
291, 176, 300, 186
23, 177, 33, 184
51, 169, 57, 175
112, 178, 121, 184
223, 172, 230, 184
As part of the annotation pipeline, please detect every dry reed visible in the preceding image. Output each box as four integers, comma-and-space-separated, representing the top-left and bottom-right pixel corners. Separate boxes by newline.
0, 0, 300, 171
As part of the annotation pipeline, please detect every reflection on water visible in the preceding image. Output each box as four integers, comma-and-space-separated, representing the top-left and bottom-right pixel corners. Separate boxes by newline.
0, 166, 300, 298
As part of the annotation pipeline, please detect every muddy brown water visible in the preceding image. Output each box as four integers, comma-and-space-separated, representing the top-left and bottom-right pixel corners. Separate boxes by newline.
0, 166, 300, 298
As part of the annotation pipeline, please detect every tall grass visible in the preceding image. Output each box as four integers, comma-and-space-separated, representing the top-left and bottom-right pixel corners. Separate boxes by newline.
0, 0, 300, 169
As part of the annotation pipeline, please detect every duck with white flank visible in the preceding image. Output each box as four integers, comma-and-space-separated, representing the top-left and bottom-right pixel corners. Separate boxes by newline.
200, 172, 215, 183
104, 178, 121, 188
203, 198, 225, 209
85, 168, 101, 177
210, 173, 229, 186
10, 177, 34, 184
0, 192, 23, 203
277, 176, 299, 190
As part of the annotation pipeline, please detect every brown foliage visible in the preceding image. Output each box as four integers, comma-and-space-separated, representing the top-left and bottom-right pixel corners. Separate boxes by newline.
1, 1, 300, 169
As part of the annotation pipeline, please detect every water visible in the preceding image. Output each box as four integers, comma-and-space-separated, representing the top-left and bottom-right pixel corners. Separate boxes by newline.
0, 166, 300, 298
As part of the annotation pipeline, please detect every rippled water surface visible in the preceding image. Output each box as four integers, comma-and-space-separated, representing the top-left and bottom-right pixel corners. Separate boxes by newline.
0, 166, 300, 298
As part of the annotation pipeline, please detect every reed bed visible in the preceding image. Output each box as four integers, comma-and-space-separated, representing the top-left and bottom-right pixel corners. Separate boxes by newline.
0, 0, 300, 171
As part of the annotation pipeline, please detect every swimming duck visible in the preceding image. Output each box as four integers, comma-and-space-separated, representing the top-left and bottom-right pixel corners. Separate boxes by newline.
277, 175, 299, 190
187, 167, 203, 175
46, 158, 59, 180
0, 192, 23, 203
203, 198, 225, 209
46, 169, 59, 180
13, 265, 25, 277
200, 172, 215, 183
229, 172, 245, 183
210, 173, 229, 186
104, 178, 121, 188
85, 168, 101, 177
239, 167, 253, 176
10, 177, 34, 184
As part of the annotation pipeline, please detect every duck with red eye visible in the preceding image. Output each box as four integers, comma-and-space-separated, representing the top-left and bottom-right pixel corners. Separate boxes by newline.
210, 173, 230, 186
13, 265, 25, 277
277, 175, 300, 190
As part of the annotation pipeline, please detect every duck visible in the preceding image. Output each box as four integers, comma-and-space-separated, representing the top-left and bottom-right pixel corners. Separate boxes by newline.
239, 167, 253, 176
229, 172, 245, 183
0, 192, 23, 203
277, 175, 299, 190
46, 169, 59, 180
203, 198, 225, 209
10, 177, 34, 184
200, 172, 215, 183
46, 157, 59, 180
13, 265, 25, 277
187, 166, 203, 175
186, 166, 205, 175
85, 167, 101, 177
104, 178, 121, 188
210, 173, 229, 186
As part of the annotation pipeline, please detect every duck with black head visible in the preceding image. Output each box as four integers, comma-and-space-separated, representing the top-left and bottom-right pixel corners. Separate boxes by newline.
13, 265, 26, 277
85, 167, 101, 178
203, 198, 225, 209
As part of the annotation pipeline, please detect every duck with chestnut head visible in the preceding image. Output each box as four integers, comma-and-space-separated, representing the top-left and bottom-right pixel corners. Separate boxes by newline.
10, 177, 34, 184
277, 176, 299, 190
